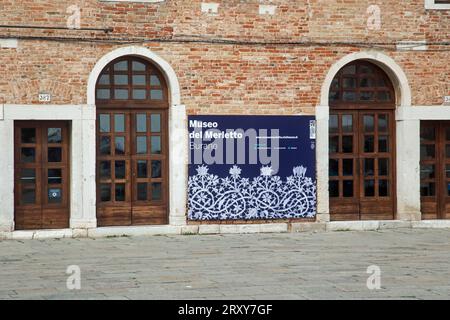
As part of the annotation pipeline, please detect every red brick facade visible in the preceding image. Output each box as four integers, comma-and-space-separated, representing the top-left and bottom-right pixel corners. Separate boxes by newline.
0, 0, 448, 110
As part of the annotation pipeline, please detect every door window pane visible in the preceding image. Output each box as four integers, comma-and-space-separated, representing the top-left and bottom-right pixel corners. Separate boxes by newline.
48, 169, 62, 184
446, 127, 450, 141
378, 91, 391, 101
115, 161, 126, 179
363, 115, 375, 132
446, 145, 450, 158
364, 159, 375, 176
132, 61, 146, 71
21, 169, 36, 184
137, 160, 148, 178
329, 136, 339, 153
115, 137, 125, 155
150, 75, 161, 86
114, 61, 128, 71
100, 136, 111, 155
114, 89, 129, 100
99, 114, 110, 133
100, 184, 111, 202
97, 89, 110, 100
136, 136, 147, 154
329, 91, 339, 101
343, 91, 356, 101
379, 180, 389, 197
150, 89, 163, 100
360, 78, 374, 87
21, 128, 36, 143
359, 91, 374, 101
151, 136, 161, 154
342, 136, 353, 153
379, 136, 389, 152
420, 145, 435, 159
364, 136, 374, 153
343, 78, 356, 89
48, 188, 62, 204
421, 183, 435, 197
21, 188, 36, 204
136, 114, 147, 132
152, 160, 162, 178
329, 115, 338, 133
446, 165, 450, 179
114, 74, 128, 85
137, 183, 147, 201
364, 180, 375, 197
343, 180, 353, 197
421, 165, 435, 180
48, 148, 62, 162
133, 89, 146, 100
378, 115, 388, 132
100, 161, 111, 179
21, 148, 35, 163
378, 158, 389, 176
98, 74, 110, 85
151, 114, 161, 133
329, 181, 339, 197
343, 159, 353, 176
342, 115, 353, 132
329, 159, 339, 176
115, 184, 126, 201
151, 183, 162, 200
114, 114, 125, 132
420, 127, 435, 142
48, 128, 62, 143
132, 75, 146, 85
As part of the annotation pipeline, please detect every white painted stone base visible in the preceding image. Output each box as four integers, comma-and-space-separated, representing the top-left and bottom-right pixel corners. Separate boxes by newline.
1, 220, 449, 240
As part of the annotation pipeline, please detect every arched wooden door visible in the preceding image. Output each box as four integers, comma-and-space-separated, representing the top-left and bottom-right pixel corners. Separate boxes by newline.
328, 61, 396, 221
95, 57, 169, 226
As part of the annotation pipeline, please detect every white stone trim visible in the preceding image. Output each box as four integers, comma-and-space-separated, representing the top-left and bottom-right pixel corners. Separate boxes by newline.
87, 46, 181, 106
0, 39, 18, 49
397, 106, 450, 121
425, 0, 450, 10
2, 220, 450, 239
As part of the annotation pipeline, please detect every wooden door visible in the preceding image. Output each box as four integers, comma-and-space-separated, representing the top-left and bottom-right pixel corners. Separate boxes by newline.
96, 110, 168, 226
420, 121, 450, 219
329, 111, 396, 220
14, 121, 70, 230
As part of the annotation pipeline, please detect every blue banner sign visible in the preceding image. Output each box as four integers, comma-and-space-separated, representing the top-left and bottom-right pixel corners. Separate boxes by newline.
188, 115, 317, 221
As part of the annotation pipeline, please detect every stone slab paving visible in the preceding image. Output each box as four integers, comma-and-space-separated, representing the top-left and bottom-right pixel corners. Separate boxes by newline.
0, 229, 449, 300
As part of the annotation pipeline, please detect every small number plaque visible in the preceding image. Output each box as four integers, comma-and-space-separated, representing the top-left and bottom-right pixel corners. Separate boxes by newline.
39, 93, 51, 102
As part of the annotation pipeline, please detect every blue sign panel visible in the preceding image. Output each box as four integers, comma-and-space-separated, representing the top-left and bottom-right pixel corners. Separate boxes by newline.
188, 115, 317, 220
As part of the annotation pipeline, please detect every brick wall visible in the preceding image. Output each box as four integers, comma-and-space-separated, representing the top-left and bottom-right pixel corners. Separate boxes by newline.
0, 0, 448, 111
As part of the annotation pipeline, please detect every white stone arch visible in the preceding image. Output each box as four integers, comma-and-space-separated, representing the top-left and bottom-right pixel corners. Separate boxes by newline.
320, 51, 411, 108
84, 46, 187, 228
315, 51, 419, 223
87, 46, 181, 106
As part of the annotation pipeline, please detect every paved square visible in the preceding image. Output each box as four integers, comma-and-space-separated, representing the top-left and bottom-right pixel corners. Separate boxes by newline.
1, 229, 449, 300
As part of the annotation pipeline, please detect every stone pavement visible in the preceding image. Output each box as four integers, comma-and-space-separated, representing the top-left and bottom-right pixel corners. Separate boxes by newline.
0, 229, 449, 300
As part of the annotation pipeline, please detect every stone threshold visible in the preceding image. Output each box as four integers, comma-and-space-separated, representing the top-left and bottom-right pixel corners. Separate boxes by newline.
1, 220, 450, 240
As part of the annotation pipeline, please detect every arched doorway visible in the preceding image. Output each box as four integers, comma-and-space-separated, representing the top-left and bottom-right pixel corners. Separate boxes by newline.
328, 61, 396, 221
95, 56, 169, 226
